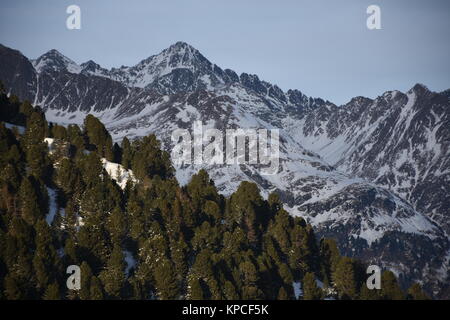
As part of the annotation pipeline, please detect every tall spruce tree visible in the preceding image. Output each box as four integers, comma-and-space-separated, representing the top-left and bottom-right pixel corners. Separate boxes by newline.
154, 258, 179, 300
333, 257, 358, 299
303, 272, 323, 300
381, 271, 404, 300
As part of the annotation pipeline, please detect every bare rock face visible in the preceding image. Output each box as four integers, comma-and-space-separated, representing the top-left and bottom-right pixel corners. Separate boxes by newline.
0, 44, 37, 101
0, 42, 448, 297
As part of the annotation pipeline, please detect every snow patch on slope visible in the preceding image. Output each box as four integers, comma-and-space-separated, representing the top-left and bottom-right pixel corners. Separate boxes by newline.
297, 184, 441, 246
101, 158, 136, 189
44, 137, 55, 154
46, 187, 58, 225
3, 122, 25, 134
124, 250, 136, 277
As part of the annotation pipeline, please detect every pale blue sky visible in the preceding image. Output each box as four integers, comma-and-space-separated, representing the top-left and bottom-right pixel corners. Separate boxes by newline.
1, 0, 449, 105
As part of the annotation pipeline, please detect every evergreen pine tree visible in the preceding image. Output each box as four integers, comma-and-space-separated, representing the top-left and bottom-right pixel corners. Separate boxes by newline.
83, 114, 113, 160
277, 287, 289, 300
121, 137, 132, 169
79, 261, 93, 300
43, 282, 61, 300
239, 260, 263, 299
359, 282, 380, 300
303, 272, 323, 300
188, 277, 205, 300
223, 280, 239, 299
90, 276, 104, 300
406, 283, 429, 300
333, 257, 358, 299
99, 245, 126, 298
19, 177, 43, 225
154, 258, 179, 300
4, 274, 24, 299
380, 271, 404, 300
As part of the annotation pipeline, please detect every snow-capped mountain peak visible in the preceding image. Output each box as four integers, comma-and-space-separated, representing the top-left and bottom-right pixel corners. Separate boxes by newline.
80, 59, 101, 71
32, 49, 82, 74
110, 41, 232, 91
80, 59, 111, 78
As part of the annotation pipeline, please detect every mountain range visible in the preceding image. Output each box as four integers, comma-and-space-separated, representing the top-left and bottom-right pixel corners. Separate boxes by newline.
0, 41, 448, 297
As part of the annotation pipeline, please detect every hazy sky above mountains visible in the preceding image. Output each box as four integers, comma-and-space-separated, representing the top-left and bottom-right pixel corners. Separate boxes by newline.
1, 0, 449, 105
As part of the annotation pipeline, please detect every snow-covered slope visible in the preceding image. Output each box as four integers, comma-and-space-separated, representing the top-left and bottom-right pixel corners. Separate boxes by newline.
285, 84, 450, 237
32, 49, 82, 74
4, 122, 25, 134
101, 158, 136, 189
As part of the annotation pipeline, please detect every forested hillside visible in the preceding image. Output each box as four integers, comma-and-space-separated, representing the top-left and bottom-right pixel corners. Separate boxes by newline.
0, 84, 427, 300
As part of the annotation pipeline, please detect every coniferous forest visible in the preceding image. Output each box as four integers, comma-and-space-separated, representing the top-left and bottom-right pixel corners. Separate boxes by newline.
0, 83, 429, 300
